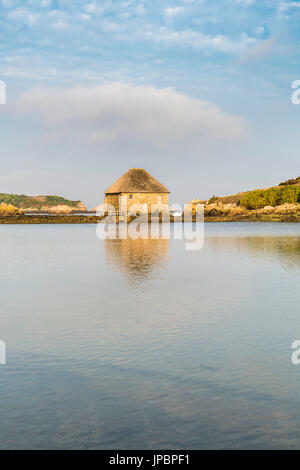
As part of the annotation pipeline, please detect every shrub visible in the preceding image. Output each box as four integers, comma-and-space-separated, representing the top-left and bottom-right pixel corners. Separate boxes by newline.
240, 186, 300, 210
44, 196, 80, 207
208, 195, 219, 204
0, 203, 21, 215
279, 177, 300, 186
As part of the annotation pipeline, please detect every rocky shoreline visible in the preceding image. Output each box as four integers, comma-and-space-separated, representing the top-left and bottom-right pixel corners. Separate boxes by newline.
1, 203, 300, 224
0, 215, 102, 224
201, 202, 300, 222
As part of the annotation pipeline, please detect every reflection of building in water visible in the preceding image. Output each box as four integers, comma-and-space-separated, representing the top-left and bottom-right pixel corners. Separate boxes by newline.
104, 236, 169, 280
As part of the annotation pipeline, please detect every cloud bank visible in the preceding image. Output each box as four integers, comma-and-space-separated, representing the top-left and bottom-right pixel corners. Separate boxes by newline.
17, 83, 247, 151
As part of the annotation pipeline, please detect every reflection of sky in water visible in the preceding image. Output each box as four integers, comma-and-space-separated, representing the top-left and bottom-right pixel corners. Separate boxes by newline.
0, 223, 300, 449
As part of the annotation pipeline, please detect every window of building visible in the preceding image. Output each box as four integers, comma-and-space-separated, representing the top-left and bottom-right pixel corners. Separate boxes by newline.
129, 194, 133, 199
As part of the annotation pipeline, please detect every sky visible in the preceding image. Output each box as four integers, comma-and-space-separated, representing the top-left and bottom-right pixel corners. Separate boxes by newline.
0, 0, 300, 207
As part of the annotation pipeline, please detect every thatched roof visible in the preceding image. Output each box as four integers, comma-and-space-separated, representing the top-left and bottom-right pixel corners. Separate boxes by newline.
105, 168, 170, 194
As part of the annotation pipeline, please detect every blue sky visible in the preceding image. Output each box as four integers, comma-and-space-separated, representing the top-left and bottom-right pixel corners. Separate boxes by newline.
0, 0, 300, 206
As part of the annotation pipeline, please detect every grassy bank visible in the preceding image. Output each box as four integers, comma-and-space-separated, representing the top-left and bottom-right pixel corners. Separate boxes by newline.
240, 186, 300, 209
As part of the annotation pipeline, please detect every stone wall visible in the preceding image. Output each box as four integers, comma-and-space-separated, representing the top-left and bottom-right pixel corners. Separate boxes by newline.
105, 193, 169, 214
104, 194, 120, 212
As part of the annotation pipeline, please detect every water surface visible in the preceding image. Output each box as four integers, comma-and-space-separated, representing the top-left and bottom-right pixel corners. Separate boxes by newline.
0, 222, 300, 449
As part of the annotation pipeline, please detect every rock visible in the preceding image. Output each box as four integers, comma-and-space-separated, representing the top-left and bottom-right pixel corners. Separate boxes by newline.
274, 203, 300, 214
90, 205, 101, 212
189, 199, 207, 205
204, 202, 246, 216
76, 202, 87, 211
46, 205, 75, 214
261, 206, 275, 214
21, 201, 87, 214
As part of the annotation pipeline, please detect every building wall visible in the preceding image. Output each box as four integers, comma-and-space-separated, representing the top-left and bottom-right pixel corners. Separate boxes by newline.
105, 193, 169, 214
104, 194, 120, 212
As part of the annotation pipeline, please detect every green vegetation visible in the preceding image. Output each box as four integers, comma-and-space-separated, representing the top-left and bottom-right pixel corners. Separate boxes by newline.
0, 193, 81, 209
41, 195, 80, 207
208, 195, 219, 204
279, 176, 300, 186
240, 185, 300, 210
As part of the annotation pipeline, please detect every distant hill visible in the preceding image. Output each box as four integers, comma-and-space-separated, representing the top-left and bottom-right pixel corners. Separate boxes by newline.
278, 176, 300, 187
191, 177, 300, 209
0, 193, 86, 212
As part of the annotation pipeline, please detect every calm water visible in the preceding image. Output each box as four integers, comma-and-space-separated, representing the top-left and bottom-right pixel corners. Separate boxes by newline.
0, 222, 300, 449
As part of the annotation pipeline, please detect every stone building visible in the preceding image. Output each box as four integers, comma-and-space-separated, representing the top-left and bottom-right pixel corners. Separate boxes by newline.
104, 168, 170, 215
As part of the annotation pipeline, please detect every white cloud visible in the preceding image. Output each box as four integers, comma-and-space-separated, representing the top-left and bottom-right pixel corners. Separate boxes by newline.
236, 0, 255, 5
278, 1, 300, 12
256, 26, 265, 35
16, 83, 247, 149
144, 28, 256, 54
8, 8, 39, 26
240, 37, 275, 62
79, 13, 91, 21
84, 2, 105, 15
51, 19, 70, 31
164, 6, 185, 18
